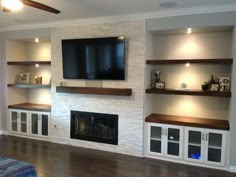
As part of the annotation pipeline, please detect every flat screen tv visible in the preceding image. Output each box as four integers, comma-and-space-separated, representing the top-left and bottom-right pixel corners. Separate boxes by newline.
61, 36, 125, 80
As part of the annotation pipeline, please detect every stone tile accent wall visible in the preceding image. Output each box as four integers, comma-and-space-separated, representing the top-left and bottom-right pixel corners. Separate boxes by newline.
51, 20, 146, 156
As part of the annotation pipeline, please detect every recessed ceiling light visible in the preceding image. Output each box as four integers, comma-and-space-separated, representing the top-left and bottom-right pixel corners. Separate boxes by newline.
159, 1, 177, 8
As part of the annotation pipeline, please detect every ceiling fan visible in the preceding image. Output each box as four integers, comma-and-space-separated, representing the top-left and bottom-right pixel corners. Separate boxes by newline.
2, 0, 61, 14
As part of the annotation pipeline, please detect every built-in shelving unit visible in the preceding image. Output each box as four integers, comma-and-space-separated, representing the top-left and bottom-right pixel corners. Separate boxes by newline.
56, 86, 132, 96
146, 58, 233, 65
146, 88, 231, 97
7, 61, 51, 66
8, 84, 51, 89
8, 103, 51, 112
145, 114, 229, 130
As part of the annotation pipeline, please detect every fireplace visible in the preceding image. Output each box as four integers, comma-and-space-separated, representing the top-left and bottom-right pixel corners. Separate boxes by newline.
71, 111, 118, 145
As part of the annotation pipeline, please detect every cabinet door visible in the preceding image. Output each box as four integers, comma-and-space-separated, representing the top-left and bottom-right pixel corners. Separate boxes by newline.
205, 129, 226, 166
10, 111, 18, 133
19, 112, 28, 134
147, 123, 165, 156
31, 113, 39, 136
185, 127, 205, 163
165, 125, 183, 159
41, 113, 50, 137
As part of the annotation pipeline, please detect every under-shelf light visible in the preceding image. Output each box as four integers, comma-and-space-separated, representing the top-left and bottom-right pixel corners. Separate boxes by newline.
35, 38, 39, 43
35, 64, 39, 68
187, 28, 192, 34
185, 62, 190, 67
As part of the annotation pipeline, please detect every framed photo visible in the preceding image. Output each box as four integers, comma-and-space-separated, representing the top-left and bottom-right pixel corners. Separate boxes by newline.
156, 82, 165, 89
210, 83, 220, 91
17, 73, 30, 84
218, 77, 230, 91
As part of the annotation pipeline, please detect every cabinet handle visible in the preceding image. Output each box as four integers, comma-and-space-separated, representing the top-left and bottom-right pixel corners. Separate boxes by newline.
162, 128, 165, 136
206, 133, 208, 141
202, 133, 205, 141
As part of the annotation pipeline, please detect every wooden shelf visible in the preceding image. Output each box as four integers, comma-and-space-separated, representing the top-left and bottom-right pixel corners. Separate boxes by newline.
8, 103, 51, 112
146, 88, 231, 97
146, 58, 233, 65
7, 61, 51, 66
145, 114, 229, 130
8, 84, 51, 89
56, 86, 132, 96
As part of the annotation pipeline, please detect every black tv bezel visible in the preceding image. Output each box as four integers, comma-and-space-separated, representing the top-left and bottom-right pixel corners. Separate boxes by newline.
61, 36, 126, 80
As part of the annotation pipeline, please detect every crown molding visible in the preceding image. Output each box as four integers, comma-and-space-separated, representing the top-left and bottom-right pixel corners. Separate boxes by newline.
0, 3, 236, 32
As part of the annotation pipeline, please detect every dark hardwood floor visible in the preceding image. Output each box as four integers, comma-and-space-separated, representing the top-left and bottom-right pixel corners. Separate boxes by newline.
0, 135, 235, 177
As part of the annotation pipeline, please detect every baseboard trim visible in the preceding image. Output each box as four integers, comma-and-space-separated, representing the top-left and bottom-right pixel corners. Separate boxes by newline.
0, 130, 8, 135
229, 166, 236, 173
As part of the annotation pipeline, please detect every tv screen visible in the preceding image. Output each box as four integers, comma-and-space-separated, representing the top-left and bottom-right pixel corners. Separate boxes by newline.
62, 36, 125, 80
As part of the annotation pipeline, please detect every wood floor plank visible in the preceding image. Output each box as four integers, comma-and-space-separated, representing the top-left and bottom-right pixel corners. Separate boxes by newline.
0, 135, 235, 177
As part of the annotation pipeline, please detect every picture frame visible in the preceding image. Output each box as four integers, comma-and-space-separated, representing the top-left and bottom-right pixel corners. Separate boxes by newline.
16, 73, 30, 84
218, 77, 230, 91
156, 82, 165, 89
210, 83, 220, 91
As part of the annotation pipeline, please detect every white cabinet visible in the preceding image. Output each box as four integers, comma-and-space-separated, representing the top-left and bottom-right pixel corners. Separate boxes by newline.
185, 127, 226, 166
9, 109, 50, 139
146, 122, 228, 168
9, 109, 29, 135
147, 123, 183, 159
30, 111, 50, 138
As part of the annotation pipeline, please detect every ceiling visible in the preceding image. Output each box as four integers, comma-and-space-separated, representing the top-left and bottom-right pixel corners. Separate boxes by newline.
0, 0, 236, 29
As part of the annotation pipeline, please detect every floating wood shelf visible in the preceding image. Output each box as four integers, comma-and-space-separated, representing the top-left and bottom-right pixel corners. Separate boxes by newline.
8, 84, 51, 89
56, 86, 132, 96
7, 61, 51, 66
8, 103, 51, 112
146, 58, 233, 65
146, 88, 231, 97
145, 114, 229, 130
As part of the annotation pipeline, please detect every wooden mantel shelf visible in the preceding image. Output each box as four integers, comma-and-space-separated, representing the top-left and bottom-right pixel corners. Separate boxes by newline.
56, 86, 132, 96
146, 114, 229, 130
146, 88, 231, 97
146, 58, 233, 65
8, 103, 51, 112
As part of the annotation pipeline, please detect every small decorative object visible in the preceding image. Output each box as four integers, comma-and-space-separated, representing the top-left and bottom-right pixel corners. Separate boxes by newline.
201, 82, 209, 91
34, 76, 42, 84
150, 71, 156, 88
210, 83, 220, 91
156, 82, 165, 89
60, 81, 66, 86
181, 83, 187, 89
218, 77, 230, 91
17, 73, 30, 84
154, 71, 161, 83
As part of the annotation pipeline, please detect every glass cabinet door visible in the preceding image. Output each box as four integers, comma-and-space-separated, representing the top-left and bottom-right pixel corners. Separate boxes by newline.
20, 112, 27, 134
150, 125, 164, 154
31, 113, 39, 135
41, 114, 49, 136
166, 127, 182, 158
205, 130, 225, 166
186, 128, 204, 162
11, 111, 18, 132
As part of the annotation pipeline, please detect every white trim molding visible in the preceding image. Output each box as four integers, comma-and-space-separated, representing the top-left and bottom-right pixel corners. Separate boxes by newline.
229, 166, 236, 173
0, 3, 236, 32
0, 130, 9, 135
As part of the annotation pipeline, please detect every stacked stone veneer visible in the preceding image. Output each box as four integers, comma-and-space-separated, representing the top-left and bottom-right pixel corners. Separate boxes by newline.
51, 20, 146, 156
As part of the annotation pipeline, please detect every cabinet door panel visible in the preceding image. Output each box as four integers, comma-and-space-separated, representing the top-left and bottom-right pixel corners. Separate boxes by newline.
166, 126, 183, 159
205, 130, 226, 166
20, 112, 27, 133
11, 111, 18, 132
41, 114, 49, 136
185, 128, 204, 163
31, 113, 39, 135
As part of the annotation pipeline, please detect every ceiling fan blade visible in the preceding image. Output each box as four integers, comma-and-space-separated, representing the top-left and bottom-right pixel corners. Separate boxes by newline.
21, 0, 61, 14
